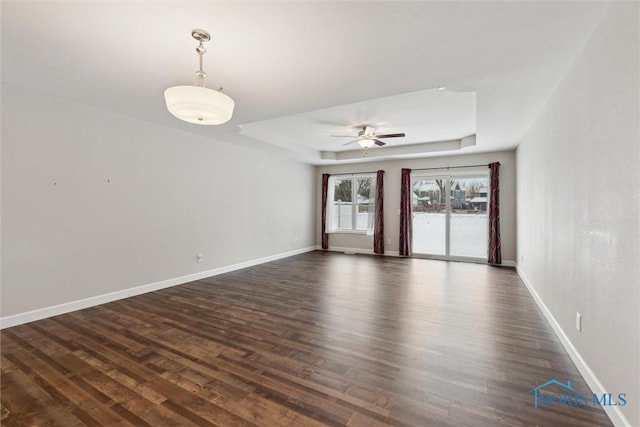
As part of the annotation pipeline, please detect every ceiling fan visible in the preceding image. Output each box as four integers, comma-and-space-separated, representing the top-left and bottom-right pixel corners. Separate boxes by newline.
331, 126, 406, 149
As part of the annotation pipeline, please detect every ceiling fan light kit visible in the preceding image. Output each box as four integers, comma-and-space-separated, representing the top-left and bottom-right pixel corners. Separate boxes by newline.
358, 139, 376, 149
164, 29, 234, 125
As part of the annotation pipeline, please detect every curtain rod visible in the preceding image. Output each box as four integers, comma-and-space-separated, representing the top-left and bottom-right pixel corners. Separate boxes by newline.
411, 163, 495, 172
331, 171, 379, 176
327, 163, 499, 175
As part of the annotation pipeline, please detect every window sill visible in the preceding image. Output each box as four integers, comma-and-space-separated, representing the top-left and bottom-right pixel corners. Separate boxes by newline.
328, 230, 372, 236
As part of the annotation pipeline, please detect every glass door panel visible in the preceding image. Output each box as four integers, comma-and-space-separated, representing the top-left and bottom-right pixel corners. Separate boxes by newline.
412, 178, 446, 256
449, 177, 488, 258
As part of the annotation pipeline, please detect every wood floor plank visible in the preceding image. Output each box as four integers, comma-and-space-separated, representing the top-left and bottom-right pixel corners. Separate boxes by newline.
1, 252, 614, 426
1, 369, 86, 427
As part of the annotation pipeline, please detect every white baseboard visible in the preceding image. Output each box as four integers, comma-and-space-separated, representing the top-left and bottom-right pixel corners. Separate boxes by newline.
316, 245, 515, 265
0, 246, 316, 329
515, 265, 630, 427
314, 245, 401, 257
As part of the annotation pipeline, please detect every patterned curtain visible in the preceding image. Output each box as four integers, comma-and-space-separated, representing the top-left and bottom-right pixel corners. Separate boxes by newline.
321, 174, 330, 249
373, 170, 385, 254
488, 162, 502, 265
399, 168, 412, 256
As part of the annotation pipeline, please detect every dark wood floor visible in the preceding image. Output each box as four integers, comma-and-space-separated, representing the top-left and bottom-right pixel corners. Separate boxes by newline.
1, 251, 612, 426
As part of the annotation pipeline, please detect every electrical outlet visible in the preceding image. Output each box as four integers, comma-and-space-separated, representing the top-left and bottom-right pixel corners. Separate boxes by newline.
387, 238, 391, 245
576, 312, 581, 332
520, 254, 524, 263
293, 237, 298, 245
196, 253, 203, 263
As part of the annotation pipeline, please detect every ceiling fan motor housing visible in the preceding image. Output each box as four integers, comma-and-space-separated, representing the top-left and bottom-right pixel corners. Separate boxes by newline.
358, 126, 375, 138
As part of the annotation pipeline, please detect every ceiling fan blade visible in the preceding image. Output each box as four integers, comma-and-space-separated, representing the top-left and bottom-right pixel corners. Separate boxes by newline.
374, 139, 386, 146
342, 140, 359, 146
376, 133, 406, 138
331, 135, 357, 138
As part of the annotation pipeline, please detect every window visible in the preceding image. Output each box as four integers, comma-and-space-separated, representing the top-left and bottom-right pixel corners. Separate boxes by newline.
327, 174, 376, 233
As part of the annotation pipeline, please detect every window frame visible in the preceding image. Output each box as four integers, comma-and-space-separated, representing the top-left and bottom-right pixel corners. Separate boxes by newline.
327, 173, 376, 235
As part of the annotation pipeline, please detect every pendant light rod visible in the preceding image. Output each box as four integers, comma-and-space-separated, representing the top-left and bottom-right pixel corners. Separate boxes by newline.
195, 45, 206, 87
192, 29, 210, 87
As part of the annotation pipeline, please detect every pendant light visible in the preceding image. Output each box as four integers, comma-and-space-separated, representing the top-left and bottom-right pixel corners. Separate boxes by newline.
164, 29, 234, 125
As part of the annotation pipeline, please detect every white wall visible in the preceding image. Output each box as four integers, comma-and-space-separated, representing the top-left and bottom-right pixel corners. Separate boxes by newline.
517, 4, 639, 426
316, 150, 516, 263
1, 85, 315, 319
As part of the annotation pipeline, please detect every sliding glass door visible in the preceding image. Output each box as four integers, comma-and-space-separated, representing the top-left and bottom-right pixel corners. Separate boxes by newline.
412, 172, 489, 261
